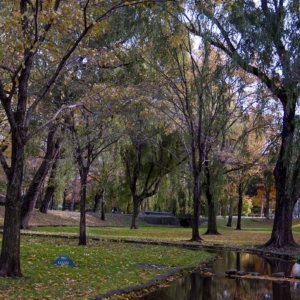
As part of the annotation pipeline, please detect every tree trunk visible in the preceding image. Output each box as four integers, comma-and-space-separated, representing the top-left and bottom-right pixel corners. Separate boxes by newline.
265, 188, 270, 219
100, 191, 105, 221
101, 199, 105, 221
264, 195, 296, 247
263, 100, 299, 248
126, 203, 130, 214
21, 125, 60, 229
40, 187, 54, 213
78, 168, 88, 246
0, 142, 24, 277
226, 197, 234, 227
191, 174, 202, 241
236, 183, 243, 230
204, 166, 220, 235
130, 195, 141, 229
260, 196, 264, 218
93, 190, 102, 213
62, 189, 68, 210
50, 195, 55, 210
40, 160, 57, 214
70, 175, 78, 212
0, 33, 36, 275
205, 197, 220, 235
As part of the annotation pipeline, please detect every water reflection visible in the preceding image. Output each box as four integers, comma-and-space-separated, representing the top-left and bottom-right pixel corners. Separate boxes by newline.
135, 251, 300, 300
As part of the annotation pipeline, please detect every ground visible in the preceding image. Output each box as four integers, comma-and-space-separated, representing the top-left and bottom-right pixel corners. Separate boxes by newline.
0, 207, 132, 227
0, 207, 300, 256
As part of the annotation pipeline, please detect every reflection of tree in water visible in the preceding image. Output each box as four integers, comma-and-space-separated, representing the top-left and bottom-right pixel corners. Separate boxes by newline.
233, 278, 271, 300
263, 257, 294, 300
273, 281, 292, 300
262, 256, 294, 276
201, 276, 212, 300
138, 253, 299, 300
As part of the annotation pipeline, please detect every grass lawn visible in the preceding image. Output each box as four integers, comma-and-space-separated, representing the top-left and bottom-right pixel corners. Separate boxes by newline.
1, 215, 300, 299
0, 236, 210, 299
29, 217, 300, 248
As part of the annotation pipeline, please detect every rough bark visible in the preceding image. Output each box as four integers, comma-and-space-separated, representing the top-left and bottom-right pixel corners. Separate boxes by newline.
0, 143, 24, 277
236, 183, 243, 230
263, 99, 299, 248
191, 174, 202, 241
78, 168, 88, 246
205, 197, 220, 235
70, 175, 78, 212
130, 196, 141, 229
226, 197, 234, 227
101, 198, 105, 221
0, 13, 33, 274
93, 192, 100, 212
204, 165, 220, 235
40, 160, 57, 214
40, 187, 54, 213
21, 125, 60, 229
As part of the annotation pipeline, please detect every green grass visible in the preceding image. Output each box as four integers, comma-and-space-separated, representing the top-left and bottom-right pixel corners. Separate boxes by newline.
29, 217, 300, 247
1, 217, 300, 299
0, 236, 210, 299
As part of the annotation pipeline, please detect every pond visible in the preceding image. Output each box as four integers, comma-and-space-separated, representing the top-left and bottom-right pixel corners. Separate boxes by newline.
135, 251, 300, 300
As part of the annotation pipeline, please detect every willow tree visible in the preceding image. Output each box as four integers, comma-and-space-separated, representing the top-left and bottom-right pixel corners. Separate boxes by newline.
121, 103, 184, 229
184, 0, 300, 248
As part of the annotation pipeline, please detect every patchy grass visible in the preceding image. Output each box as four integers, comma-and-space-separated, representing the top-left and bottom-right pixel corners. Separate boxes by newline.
29, 216, 300, 248
0, 236, 210, 300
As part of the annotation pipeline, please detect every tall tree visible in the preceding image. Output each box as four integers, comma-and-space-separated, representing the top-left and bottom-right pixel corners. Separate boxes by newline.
0, 0, 151, 277
68, 104, 120, 245
147, 27, 251, 239
150, 35, 210, 241
121, 114, 183, 229
185, 0, 300, 248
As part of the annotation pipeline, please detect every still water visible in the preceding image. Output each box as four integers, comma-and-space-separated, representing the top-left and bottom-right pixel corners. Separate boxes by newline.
136, 251, 300, 300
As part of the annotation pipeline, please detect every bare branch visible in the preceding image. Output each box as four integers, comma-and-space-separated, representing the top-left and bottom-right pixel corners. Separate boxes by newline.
0, 66, 14, 73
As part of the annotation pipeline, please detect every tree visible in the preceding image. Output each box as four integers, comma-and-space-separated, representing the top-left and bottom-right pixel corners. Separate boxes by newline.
147, 26, 253, 239
148, 34, 211, 241
20, 124, 62, 229
185, 0, 300, 248
67, 103, 120, 245
121, 111, 183, 229
89, 147, 121, 220
0, 0, 153, 277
